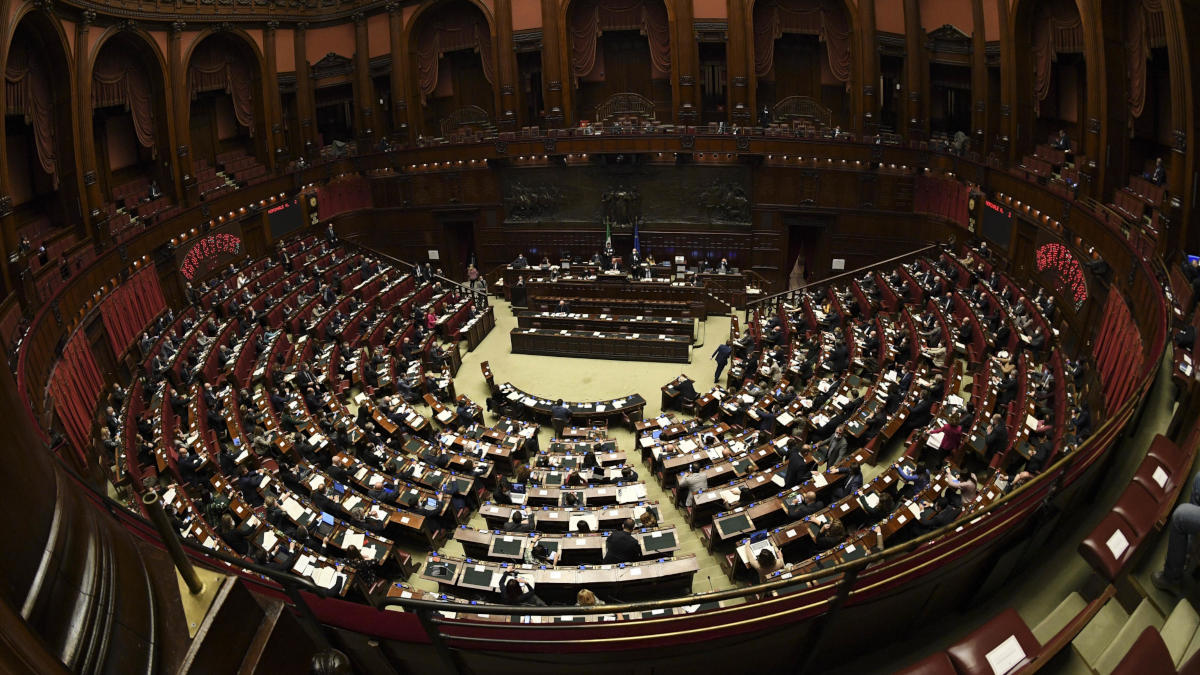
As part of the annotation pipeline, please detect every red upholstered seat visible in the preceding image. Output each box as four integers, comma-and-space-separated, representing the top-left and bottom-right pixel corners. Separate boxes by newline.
1111, 481, 1164, 538
1111, 627, 1175, 675
894, 651, 957, 675
1147, 434, 1190, 478
1131, 456, 1180, 521
1078, 511, 1141, 582
945, 608, 1040, 675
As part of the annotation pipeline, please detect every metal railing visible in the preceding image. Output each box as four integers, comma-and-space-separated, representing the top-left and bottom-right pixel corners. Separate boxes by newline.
745, 244, 939, 319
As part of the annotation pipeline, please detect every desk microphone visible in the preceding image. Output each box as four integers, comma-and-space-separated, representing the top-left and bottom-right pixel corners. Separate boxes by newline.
707, 575, 714, 593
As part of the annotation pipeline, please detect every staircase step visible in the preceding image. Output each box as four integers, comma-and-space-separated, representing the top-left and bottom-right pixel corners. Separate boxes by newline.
1162, 599, 1200, 667
1033, 591, 1087, 645
1071, 597, 1131, 666
1093, 598, 1165, 675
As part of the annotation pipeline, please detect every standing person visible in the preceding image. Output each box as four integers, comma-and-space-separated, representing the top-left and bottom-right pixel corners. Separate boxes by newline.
712, 341, 732, 383
602, 519, 641, 564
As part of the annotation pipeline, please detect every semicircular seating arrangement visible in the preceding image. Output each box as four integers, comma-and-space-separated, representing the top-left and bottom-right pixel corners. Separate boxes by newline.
104, 234, 1086, 616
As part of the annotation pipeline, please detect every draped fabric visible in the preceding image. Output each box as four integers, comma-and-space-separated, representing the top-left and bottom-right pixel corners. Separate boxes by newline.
1126, 0, 1165, 120
317, 176, 372, 221
1093, 288, 1143, 415
415, 7, 496, 100
50, 331, 104, 453
5, 38, 58, 188
189, 40, 255, 133
914, 176, 970, 227
1030, 0, 1084, 115
753, 0, 851, 87
568, 0, 672, 83
93, 48, 157, 152
100, 265, 168, 355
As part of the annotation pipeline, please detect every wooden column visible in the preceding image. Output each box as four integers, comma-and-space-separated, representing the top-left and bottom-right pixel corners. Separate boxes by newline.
858, 0, 879, 134
1160, 0, 1195, 254
75, 14, 105, 248
353, 12, 376, 148
540, 0, 566, 127
996, 0, 1016, 162
387, 3, 412, 144
293, 22, 317, 157
494, 0, 519, 129
170, 22, 198, 206
902, 0, 925, 141
1080, 2, 1108, 195
726, 0, 753, 125
970, 0, 989, 154
263, 21, 284, 168
673, 0, 698, 125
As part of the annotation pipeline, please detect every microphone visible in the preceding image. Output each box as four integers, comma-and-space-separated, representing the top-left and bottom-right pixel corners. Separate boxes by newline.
707, 575, 714, 593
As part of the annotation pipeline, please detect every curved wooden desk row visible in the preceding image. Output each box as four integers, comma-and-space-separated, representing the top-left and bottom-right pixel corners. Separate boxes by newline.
453, 524, 680, 564
497, 382, 647, 429
420, 553, 700, 604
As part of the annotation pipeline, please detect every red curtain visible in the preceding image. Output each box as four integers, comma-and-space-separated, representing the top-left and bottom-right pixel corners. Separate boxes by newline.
1125, 0, 1165, 120
5, 34, 58, 188
415, 5, 496, 100
569, 0, 672, 82
914, 176, 969, 228
1093, 289, 1143, 414
100, 265, 168, 355
51, 332, 104, 452
753, 0, 850, 86
1030, 0, 1083, 116
93, 48, 157, 153
189, 39, 255, 133
317, 176, 372, 221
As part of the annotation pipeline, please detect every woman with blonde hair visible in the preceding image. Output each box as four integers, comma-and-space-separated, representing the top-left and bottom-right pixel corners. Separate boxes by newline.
576, 588, 601, 606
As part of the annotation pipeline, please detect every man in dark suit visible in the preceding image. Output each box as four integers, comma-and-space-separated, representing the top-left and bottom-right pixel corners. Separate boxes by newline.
503, 511, 535, 533
602, 519, 641, 564
821, 426, 850, 468
712, 341, 732, 383
676, 378, 698, 403
783, 491, 824, 519
550, 399, 571, 436
976, 413, 1005, 456
783, 443, 815, 488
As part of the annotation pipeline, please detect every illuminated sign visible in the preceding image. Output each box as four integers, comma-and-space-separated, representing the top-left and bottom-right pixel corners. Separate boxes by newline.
1036, 242, 1088, 308
179, 232, 243, 281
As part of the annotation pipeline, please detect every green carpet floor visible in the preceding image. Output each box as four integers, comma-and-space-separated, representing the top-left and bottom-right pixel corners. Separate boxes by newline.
404, 299, 741, 596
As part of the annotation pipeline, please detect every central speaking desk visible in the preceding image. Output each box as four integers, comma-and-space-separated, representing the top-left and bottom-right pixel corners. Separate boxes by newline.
516, 310, 695, 339
510, 327, 691, 363
525, 277, 722, 317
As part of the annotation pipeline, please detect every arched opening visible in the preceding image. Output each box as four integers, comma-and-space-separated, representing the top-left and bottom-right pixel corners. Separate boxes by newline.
752, 0, 852, 132
4, 12, 82, 260
411, 0, 497, 139
1014, 0, 1086, 156
1122, 0, 1172, 182
566, 0, 672, 126
91, 32, 174, 242
186, 33, 267, 200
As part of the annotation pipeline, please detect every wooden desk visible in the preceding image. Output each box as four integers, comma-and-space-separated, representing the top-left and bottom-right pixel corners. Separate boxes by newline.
517, 311, 694, 338
499, 382, 647, 429
511, 327, 691, 363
